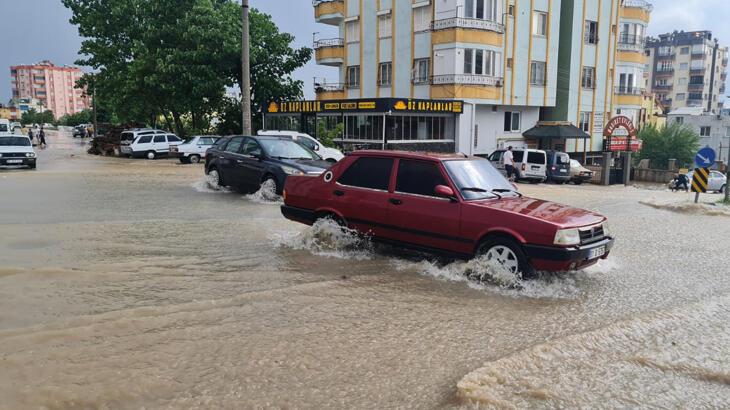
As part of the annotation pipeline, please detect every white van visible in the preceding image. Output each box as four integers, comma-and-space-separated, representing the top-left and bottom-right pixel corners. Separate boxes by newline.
0, 119, 10, 133
119, 128, 183, 159
257, 130, 344, 163
487, 148, 547, 183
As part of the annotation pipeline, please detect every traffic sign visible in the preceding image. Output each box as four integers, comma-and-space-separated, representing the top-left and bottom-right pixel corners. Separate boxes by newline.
695, 147, 716, 168
691, 167, 710, 194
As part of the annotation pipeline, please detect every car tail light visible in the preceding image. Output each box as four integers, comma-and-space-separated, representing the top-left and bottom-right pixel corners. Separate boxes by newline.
521, 164, 526, 171
551, 166, 556, 171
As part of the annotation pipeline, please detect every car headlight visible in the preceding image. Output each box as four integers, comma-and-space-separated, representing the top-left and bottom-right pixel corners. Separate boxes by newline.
281, 166, 304, 176
602, 222, 611, 238
26, 152, 36, 158
554, 228, 581, 246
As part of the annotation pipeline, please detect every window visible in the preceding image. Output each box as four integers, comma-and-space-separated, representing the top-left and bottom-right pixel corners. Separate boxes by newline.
346, 20, 359, 43
338, 157, 393, 191
675, 117, 683, 124
241, 139, 262, 156
678, 78, 687, 86
680, 62, 688, 71
137, 135, 152, 144
585, 21, 598, 44
413, 58, 430, 84
581, 67, 596, 89
153, 135, 166, 143
378, 62, 392, 87
680, 47, 690, 55
579, 112, 591, 133
504, 111, 521, 132
464, 0, 498, 20
378, 14, 392, 38
530, 61, 546, 86
533, 12, 547, 36
700, 126, 711, 136
347, 66, 360, 88
676, 93, 685, 100
690, 76, 704, 85
527, 151, 546, 164
396, 160, 448, 197
462, 48, 498, 76
167, 135, 181, 142
413, 5, 431, 32
225, 137, 244, 153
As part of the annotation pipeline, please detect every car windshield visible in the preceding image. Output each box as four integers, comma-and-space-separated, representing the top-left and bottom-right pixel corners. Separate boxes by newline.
259, 139, 320, 160
570, 159, 581, 168
443, 159, 518, 200
0, 137, 31, 146
556, 153, 570, 165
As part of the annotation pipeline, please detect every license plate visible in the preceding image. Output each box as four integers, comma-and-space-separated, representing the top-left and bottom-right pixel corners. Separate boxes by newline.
588, 246, 606, 259
560, 169, 567, 173
6, 159, 23, 164
531, 166, 540, 170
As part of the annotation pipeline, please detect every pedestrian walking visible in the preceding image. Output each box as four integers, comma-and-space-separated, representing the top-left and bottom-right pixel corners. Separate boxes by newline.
504, 146, 515, 181
39, 127, 47, 148
27, 128, 34, 145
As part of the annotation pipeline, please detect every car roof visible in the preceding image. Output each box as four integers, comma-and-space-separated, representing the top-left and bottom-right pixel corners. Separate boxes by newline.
0, 133, 28, 138
350, 150, 473, 162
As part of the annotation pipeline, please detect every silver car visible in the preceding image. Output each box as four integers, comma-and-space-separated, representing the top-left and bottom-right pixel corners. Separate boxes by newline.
685, 170, 727, 193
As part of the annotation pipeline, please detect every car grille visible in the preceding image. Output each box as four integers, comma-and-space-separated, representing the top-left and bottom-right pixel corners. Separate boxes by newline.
1, 153, 27, 158
579, 224, 605, 245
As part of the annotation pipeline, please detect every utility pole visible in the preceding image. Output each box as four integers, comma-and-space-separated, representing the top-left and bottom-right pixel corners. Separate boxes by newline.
241, 0, 252, 135
92, 86, 98, 138
725, 143, 730, 203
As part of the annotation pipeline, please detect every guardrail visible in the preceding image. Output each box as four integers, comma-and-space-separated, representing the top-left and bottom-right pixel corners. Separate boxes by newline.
617, 34, 645, 51
314, 38, 344, 49
431, 74, 502, 87
614, 87, 644, 95
431, 17, 504, 33
314, 83, 345, 93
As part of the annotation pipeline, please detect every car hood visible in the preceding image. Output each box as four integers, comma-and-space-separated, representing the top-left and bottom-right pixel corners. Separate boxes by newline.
0, 146, 34, 154
469, 196, 605, 228
276, 158, 331, 173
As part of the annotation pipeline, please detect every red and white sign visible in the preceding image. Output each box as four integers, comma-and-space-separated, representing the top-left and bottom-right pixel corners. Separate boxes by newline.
604, 116, 642, 152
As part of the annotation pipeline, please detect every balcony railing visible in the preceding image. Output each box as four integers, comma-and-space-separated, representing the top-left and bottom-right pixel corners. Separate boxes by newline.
614, 86, 644, 95
653, 84, 672, 90
431, 74, 503, 87
622, 0, 653, 12
690, 67, 705, 74
617, 34, 645, 51
655, 67, 674, 73
688, 83, 705, 90
431, 17, 504, 34
314, 83, 345, 93
312, 0, 340, 5
412, 75, 430, 85
314, 38, 344, 49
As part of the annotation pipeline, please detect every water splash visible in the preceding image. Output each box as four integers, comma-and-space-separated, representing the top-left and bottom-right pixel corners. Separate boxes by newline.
245, 179, 282, 204
274, 218, 373, 260
191, 177, 231, 193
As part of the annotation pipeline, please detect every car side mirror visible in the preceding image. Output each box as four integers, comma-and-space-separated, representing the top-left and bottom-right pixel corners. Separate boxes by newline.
435, 185, 457, 201
314, 144, 320, 151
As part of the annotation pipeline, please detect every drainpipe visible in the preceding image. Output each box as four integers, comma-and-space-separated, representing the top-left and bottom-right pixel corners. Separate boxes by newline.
708, 40, 719, 113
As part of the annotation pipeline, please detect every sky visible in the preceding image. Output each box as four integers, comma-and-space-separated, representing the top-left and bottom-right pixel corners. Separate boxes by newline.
1, 0, 729, 103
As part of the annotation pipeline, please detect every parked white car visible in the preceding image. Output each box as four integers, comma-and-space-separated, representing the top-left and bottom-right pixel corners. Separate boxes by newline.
686, 170, 727, 193
257, 130, 344, 163
487, 148, 548, 183
120, 129, 183, 159
0, 133, 36, 169
0, 119, 10, 133
171, 135, 220, 163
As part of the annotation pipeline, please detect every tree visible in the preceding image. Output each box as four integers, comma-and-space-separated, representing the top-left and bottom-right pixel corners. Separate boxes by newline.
637, 124, 700, 169
59, 109, 92, 127
21, 109, 55, 126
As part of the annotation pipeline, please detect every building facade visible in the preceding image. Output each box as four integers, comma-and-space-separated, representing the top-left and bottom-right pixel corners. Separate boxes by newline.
301, 0, 652, 160
646, 31, 728, 114
667, 107, 730, 164
10, 61, 90, 119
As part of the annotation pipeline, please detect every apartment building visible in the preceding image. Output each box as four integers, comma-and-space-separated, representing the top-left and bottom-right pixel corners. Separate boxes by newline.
10, 60, 90, 119
267, 0, 651, 160
646, 31, 728, 114
667, 107, 730, 163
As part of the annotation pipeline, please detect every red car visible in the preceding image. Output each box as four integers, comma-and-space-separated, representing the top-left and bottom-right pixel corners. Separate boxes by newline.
281, 151, 614, 277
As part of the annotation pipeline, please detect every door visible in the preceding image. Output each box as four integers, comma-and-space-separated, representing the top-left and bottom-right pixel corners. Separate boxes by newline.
151, 134, 167, 153
238, 138, 267, 189
134, 135, 153, 153
387, 159, 465, 253
332, 156, 394, 238
219, 137, 245, 186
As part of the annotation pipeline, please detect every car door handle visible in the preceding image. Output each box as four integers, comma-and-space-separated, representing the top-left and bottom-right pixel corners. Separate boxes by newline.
389, 198, 402, 205
333, 190, 345, 197
237, 160, 244, 163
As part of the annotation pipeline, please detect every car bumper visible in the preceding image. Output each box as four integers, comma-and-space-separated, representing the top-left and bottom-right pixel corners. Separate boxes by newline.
281, 205, 316, 225
548, 173, 571, 182
523, 237, 615, 271
120, 146, 132, 154
0, 157, 35, 167
572, 174, 593, 181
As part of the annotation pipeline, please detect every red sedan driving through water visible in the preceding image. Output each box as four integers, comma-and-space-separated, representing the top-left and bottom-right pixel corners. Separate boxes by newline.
281, 151, 614, 277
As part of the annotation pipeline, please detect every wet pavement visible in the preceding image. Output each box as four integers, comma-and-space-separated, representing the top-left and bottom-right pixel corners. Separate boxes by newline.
0, 131, 728, 409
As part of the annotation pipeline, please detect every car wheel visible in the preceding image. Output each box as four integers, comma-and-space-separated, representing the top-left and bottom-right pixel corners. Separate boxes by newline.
721, 184, 726, 194
476, 237, 535, 279
261, 175, 281, 196
574, 180, 583, 185
207, 167, 222, 187
146, 151, 156, 160
189, 154, 201, 164
28, 164, 37, 170
179, 157, 189, 164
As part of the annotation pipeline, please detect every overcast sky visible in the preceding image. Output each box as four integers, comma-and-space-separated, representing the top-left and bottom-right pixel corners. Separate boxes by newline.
1, 0, 728, 103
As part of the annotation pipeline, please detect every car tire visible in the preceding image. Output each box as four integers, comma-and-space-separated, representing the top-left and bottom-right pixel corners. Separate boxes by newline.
262, 174, 281, 195
28, 164, 36, 170
207, 167, 223, 187
189, 154, 201, 164
146, 151, 156, 160
179, 157, 189, 164
721, 184, 726, 194
476, 236, 535, 280
574, 180, 583, 185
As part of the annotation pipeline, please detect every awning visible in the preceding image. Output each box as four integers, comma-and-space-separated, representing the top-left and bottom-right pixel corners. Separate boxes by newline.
522, 121, 590, 140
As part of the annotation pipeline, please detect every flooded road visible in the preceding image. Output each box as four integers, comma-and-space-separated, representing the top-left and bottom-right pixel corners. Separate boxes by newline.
1, 132, 728, 408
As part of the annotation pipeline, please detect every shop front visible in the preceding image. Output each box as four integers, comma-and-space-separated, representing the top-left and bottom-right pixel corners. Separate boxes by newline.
264, 98, 464, 152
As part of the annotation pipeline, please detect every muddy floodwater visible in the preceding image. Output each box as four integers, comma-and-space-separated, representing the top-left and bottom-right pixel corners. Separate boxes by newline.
1, 132, 729, 409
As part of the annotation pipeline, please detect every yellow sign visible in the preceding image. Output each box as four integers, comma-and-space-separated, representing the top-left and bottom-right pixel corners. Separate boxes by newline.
358, 102, 376, 109
341, 102, 357, 110
267, 102, 279, 113
691, 167, 709, 193
393, 101, 407, 110
277, 101, 322, 113
324, 103, 340, 110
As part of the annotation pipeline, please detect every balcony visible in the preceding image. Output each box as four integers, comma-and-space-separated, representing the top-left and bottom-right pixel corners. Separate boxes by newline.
314, 38, 345, 66
313, 0, 344, 26
690, 67, 705, 74
617, 34, 646, 52
431, 17, 504, 34
614, 86, 644, 95
687, 98, 704, 107
722, 73, 727, 80
314, 82, 345, 100
720, 86, 726, 94
723, 58, 728, 66
655, 67, 674, 74
432, 74, 502, 87
652, 84, 672, 90
623, 0, 653, 12
688, 83, 705, 91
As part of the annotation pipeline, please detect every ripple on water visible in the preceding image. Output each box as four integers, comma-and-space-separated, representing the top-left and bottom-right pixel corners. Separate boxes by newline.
273, 218, 373, 260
